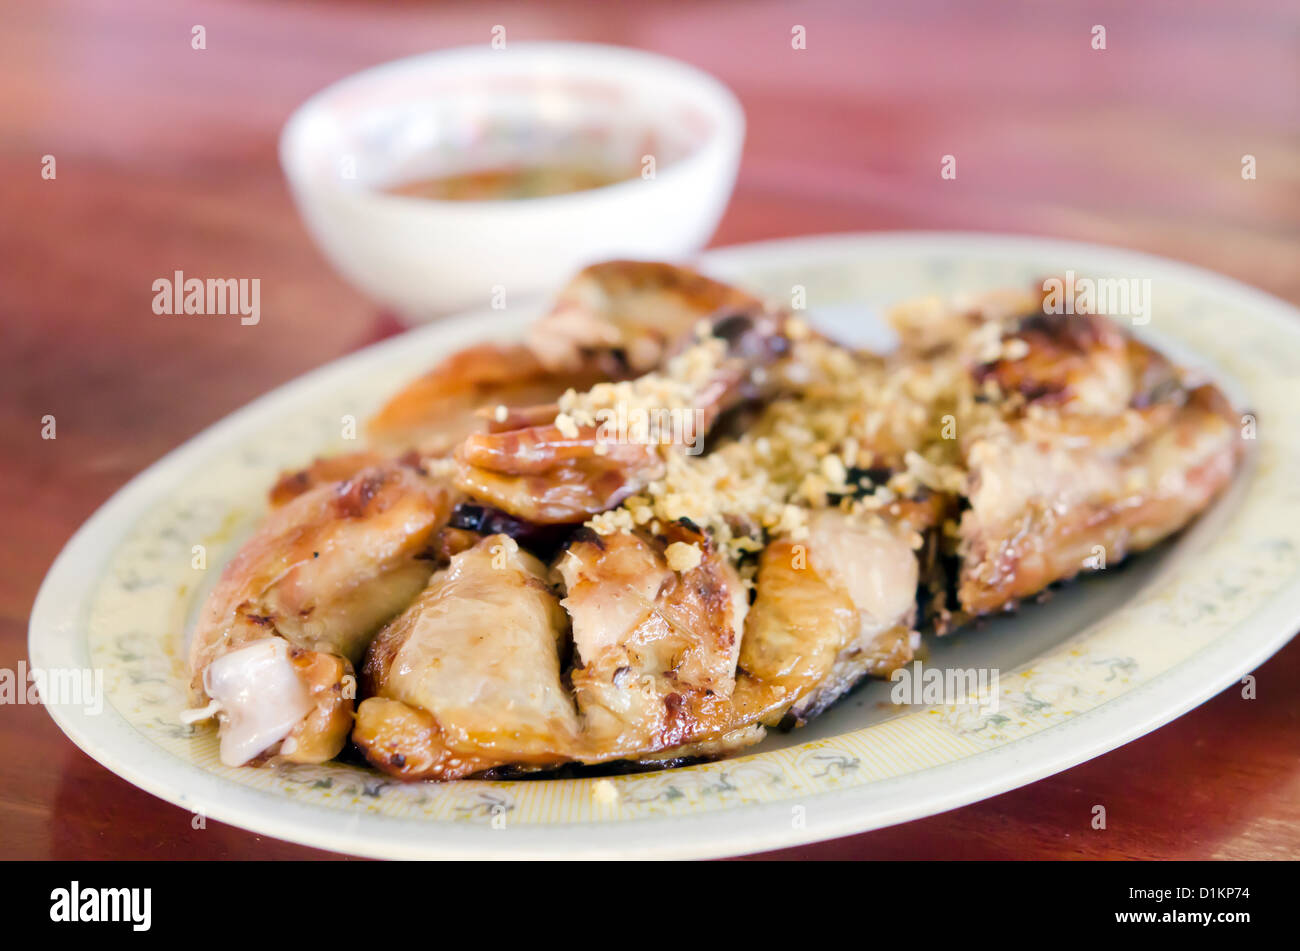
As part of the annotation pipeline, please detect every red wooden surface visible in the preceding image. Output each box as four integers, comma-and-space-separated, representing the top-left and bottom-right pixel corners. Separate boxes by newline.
1, 0, 1296, 859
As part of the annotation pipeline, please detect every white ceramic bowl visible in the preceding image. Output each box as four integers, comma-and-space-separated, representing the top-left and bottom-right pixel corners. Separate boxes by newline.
279, 43, 745, 321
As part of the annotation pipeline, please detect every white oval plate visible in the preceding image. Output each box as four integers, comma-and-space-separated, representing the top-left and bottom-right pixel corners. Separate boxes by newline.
31, 233, 1300, 859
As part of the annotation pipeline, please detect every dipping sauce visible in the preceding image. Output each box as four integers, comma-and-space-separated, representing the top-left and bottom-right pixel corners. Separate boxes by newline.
386, 162, 636, 201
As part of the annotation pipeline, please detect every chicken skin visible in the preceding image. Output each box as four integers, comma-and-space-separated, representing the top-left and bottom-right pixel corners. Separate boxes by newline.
559, 523, 755, 761
368, 343, 614, 456
526, 259, 773, 375
933, 305, 1244, 617
187, 462, 454, 766
355, 535, 581, 779
186, 263, 1244, 781
738, 509, 922, 725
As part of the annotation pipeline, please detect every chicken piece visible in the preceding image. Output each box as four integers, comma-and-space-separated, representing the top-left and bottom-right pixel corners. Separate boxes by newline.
372, 263, 773, 457
455, 424, 665, 524
737, 509, 921, 725
192, 464, 454, 669
957, 382, 1241, 614
558, 524, 757, 761
368, 342, 614, 455
187, 463, 454, 765
527, 260, 772, 375
355, 535, 581, 780
191, 638, 353, 767
883, 285, 1243, 617
950, 305, 1243, 615
268, 450, 389, 506
456, 307, 790, 524
887, 286, 1042, 358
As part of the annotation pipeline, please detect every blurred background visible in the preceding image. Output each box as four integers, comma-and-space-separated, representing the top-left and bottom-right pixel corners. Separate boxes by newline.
1, 0, 1296, 859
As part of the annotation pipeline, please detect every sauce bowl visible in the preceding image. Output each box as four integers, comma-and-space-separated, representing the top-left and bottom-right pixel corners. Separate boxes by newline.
279, 43, 745, 321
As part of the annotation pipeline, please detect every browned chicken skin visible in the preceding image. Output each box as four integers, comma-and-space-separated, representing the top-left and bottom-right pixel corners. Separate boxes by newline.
526, 259, 773, 375
561, 523, 752, 759
191, 463, 455, 673
454, 424, 666, 524
355, 535, 581, 779
739, 510, 922, 725
187, 264, 1244, 779
948, 307, 1243, 616
453, 311, 790, 523
356, 523, 770, 779
187, 462, 455, 766
368, 342, 616, 455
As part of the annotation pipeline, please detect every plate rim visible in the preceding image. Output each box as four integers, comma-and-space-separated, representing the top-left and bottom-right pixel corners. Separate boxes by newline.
29, 230, 1300, 859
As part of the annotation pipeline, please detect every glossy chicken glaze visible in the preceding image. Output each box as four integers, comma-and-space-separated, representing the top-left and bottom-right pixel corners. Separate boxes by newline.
184, 261, 1243, 779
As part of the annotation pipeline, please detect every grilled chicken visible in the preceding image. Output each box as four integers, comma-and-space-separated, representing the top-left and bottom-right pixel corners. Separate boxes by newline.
454, 427, 666, 524
738, 510, 921, 725
355, 535, 581, 779
454, 308, 789, 524
354, 524, 761, 778
957, 379, 1240, 614
369, 342, 614, 455
559, 523, 758, 761
526, 260, 772, 375
188, 263, 1244, 781
186, 462, 454, 765
369, 261, 771, 457
937, 307, 1243, 616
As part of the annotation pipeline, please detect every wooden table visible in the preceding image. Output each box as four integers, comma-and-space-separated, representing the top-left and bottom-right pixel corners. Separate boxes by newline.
2, 0, 1296, 860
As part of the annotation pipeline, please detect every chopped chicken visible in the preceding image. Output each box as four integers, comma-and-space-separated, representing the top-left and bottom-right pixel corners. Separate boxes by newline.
945, 308, 1243, 616
187, 264, 1244, 780
454, 425, 666, 524
559, 523, 754, 761
368, 342, 613, 455
355, 535, 581, 779
738, 510, 921, 725
527, 259, 772, 375
455, 304, 789, 524
187, 462, 454, 764
956, 381, 1240, 614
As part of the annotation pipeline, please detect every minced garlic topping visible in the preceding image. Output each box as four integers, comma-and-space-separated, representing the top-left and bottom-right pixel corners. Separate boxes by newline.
579, 295, 1015, 564
554, 412, 580, 439
558, 337, 727, 426
664, 541, 703, 572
